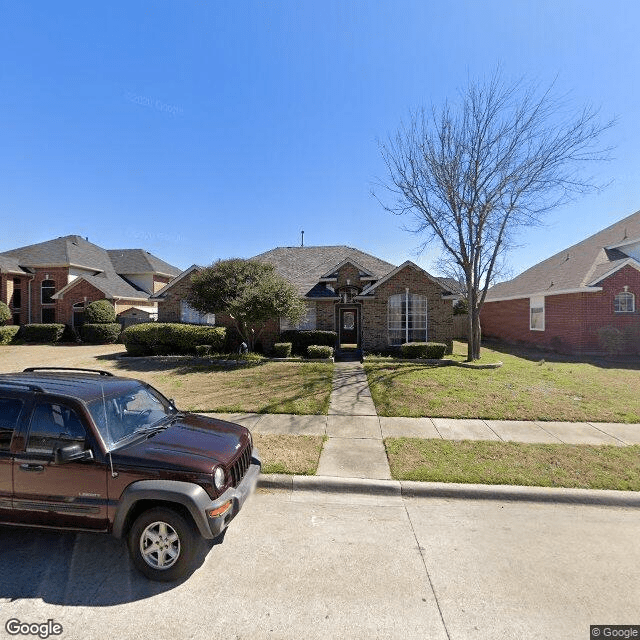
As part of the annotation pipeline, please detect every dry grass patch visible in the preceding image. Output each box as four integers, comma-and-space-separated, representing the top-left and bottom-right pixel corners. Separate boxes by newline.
386, 438, 640, 490
254, 434, 325, 475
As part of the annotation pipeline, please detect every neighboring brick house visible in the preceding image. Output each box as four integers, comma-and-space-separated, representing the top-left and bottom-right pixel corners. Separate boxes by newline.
0, 235, 180, 328
153, 246, 459, 353
481, 210, 640, 355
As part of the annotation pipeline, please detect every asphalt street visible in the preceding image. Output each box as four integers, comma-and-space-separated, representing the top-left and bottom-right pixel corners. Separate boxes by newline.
1, 485, 638, 640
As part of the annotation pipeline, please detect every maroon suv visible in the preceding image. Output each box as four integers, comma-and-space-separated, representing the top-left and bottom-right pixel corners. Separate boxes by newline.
0, 367, 261, 581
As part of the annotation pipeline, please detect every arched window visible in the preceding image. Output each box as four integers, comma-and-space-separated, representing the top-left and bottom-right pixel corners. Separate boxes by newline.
41, 280, 55, 305
614, 290, 635, 313
388, 292, 427, 345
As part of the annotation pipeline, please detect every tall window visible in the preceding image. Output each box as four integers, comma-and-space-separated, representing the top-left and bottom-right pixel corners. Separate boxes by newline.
388, 292, 427, 345
41, 279, 55, 304
180, 300, 215, 325
614, 290, 635, 313
530, 296, 545, 331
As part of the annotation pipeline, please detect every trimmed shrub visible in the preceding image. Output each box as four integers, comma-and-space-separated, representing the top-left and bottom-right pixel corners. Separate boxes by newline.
21, 323, 66, 343
597, 326, 625, 355
307, 344, 333, 359
401, 342, 448, 359
272, 342, 292, 357
81, 323, 122, 344
279, 330, 337, 356
195, 344, 212, 357
84, 299, 117, 324
122, 323, 227, 356
0, 325, 20, 345
0, 302, 10, 325
60, 324, 81, 343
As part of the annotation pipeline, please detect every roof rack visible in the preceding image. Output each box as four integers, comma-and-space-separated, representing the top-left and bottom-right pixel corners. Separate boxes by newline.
0, 380, 45, 393
23, 367, 114, 377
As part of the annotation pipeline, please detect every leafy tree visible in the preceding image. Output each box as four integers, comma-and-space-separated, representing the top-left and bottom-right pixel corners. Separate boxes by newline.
0, 302, 10, 325
188, 259, 306, 351
376, 72, 613, 360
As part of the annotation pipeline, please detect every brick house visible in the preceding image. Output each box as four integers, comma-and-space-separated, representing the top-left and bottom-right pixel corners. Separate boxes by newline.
0, 236, 180, 328
153, 246, 459, 353
481, 210, 640, 355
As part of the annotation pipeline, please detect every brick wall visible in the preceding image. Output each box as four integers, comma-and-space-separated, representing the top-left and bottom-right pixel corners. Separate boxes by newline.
480, 264, 640, 354
316, 300, 335, 331
157, 275, 195, 323
360, 265, 453, 352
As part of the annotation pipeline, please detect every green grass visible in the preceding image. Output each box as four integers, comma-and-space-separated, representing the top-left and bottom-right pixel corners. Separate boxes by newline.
365, 341, 640, 422
385, 438, 640, 490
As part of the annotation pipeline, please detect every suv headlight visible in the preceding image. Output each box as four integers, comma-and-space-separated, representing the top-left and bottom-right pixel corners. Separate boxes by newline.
213, 466, 226, 490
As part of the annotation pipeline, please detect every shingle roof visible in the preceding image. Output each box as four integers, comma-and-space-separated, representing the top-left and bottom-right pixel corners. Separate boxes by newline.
0, 255, 28, 274
486, 210, 640, 301
252, 246, 397, 296
0, 235, 181, 301
107, 249, 181, 277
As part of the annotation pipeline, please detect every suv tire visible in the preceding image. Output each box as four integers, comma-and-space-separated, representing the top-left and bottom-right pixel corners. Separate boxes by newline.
128, 507, 198, 581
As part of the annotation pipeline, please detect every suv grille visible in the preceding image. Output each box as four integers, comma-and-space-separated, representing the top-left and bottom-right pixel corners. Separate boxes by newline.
230, 441, 252, 487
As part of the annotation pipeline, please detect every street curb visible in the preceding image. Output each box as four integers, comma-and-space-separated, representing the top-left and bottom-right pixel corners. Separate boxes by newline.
258, 474, 640, 507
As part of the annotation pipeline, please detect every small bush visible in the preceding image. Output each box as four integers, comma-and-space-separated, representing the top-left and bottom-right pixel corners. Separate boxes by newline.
122, 323, 227, 356
195, 344, 212, 357
307, 344, 333, 359
21, 324, 66, 343
84, 299, 117, 324
273, 342, 292, 357
597, 326, 625, 355
81, 323, 121, 344
0, 302, 10, 325
0, 325, 20, 345
401, 342, 448, 359
279, 330, 337, 355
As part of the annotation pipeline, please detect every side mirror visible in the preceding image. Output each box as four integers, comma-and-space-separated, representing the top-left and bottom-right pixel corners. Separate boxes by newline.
54, 443, 94, 464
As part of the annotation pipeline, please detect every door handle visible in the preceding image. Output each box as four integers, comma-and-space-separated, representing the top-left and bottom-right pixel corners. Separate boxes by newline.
19, 463, 44, 472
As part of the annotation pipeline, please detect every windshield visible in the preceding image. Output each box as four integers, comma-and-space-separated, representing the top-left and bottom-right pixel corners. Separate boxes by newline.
87, 383, 178, 450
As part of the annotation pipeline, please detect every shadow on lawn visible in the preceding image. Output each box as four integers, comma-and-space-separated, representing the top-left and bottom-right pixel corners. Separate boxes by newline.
481, 340, 640, 371
95, 352, 267, 375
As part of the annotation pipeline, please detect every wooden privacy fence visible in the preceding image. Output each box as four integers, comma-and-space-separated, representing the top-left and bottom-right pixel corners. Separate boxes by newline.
453, 315, 468, 340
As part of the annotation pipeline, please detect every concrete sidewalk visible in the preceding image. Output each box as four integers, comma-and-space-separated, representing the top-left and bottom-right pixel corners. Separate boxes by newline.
207, 411, 640, 446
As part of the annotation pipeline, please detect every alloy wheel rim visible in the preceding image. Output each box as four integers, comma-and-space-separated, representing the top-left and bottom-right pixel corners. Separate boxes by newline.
140, 520, 181, 570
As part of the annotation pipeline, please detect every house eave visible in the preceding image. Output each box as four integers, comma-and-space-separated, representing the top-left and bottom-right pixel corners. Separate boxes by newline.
585, 258, 640, 286
485, 286, 603, 303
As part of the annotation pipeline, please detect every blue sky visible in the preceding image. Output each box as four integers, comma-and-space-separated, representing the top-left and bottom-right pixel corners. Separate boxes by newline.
1, 0, 639, 278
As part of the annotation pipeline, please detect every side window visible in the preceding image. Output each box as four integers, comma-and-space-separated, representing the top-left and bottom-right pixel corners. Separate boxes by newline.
26, 403, 87, 456
0, 397, 24, 451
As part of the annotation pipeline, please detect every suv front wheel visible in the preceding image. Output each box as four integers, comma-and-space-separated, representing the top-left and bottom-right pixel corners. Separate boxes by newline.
128, 507, 198, 581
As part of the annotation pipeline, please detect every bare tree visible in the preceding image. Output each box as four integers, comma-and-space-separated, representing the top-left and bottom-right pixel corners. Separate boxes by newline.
376, 72, 614, 360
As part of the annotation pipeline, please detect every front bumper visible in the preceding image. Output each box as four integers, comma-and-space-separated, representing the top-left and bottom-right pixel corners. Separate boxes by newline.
204, 447, 261, 538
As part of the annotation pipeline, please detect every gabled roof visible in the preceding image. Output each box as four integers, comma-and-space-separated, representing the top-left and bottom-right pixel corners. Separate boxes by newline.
486, 210, 640, 301
107, 249, 181, 277
252, 246, 397, 297
359, 261, 452, 297
52, 273, 151, 301
0, 235, 181, 302
151, 264, 202, 298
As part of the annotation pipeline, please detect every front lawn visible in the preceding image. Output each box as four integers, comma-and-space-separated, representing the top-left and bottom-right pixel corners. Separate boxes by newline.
365, 342, 640, 422
254, 434, 325, 475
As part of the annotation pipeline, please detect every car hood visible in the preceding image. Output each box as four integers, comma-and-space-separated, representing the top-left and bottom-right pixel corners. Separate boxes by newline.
111, 413, 250, 474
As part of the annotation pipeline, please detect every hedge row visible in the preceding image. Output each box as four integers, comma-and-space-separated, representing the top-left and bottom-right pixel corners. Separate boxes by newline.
21, 324, 66, 343
122, 323, 227, 356
400, 342, 448, 359
279, 330, 337, 355
0, 326, 19, 345
273, 342, 292, 357
81, 323, 122, 344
